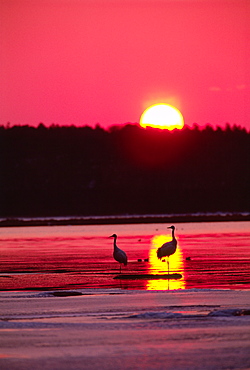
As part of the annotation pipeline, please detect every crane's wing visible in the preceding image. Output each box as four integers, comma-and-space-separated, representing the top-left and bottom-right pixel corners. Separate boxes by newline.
114, 248, 127, 265
157, 240, 177, 259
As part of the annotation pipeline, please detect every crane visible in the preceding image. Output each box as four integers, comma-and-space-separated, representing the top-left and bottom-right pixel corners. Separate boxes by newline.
110, 234, 127, 273
157, 225, 177, 274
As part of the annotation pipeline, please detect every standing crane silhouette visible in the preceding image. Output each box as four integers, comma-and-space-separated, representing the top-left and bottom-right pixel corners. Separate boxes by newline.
110, 234, 127, 273
157, 226, 177, 274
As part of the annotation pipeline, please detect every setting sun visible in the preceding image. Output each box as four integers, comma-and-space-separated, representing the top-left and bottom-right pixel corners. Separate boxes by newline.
140, 104, 184, 130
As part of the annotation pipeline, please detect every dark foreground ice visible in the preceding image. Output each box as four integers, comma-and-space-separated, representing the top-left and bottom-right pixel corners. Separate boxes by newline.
0, 289, 250, 370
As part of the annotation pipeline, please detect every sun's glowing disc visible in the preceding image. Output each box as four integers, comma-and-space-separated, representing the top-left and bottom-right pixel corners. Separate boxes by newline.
140, 103, 184, 130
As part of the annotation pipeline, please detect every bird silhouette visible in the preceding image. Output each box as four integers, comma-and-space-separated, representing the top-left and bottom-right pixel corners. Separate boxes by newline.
110, 234, 127, 273
157, 226, 177, 274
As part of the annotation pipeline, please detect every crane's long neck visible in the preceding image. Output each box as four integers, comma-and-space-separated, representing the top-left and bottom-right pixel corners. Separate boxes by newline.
171, 228, 175, 240
113, 237, 117, 249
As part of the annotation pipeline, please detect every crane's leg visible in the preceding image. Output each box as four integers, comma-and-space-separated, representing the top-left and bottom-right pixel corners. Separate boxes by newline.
167, 257, 170, 275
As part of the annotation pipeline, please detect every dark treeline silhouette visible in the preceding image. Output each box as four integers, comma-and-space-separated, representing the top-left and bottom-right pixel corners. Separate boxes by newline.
0, 123, 249, 217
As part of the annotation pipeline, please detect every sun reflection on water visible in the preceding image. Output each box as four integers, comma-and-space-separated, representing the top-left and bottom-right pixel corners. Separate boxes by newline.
146, 235, 185, 290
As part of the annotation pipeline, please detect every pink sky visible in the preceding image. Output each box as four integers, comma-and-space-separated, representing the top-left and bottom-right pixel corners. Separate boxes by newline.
1, 0, 249, 130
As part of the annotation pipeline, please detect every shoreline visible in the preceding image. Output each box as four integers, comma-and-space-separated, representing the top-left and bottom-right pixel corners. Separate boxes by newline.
0, 212, 249, 227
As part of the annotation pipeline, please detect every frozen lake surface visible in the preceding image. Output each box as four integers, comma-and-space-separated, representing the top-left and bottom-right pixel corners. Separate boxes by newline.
0, 222, 250, 369
0, 221, 249, 291
0, 289, 250, 370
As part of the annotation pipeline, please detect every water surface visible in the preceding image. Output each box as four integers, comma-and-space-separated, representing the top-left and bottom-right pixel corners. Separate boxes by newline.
0, 222, 249, 291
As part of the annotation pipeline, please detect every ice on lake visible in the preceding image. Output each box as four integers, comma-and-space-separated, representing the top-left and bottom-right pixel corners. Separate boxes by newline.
0, 222, 250, 369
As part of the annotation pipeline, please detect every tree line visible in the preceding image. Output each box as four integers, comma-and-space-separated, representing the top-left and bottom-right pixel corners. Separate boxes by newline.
0, 123, 249, 217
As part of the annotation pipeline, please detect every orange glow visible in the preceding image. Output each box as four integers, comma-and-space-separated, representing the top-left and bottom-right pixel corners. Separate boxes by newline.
147, 235, 185, 290
140, 104, 184, 130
